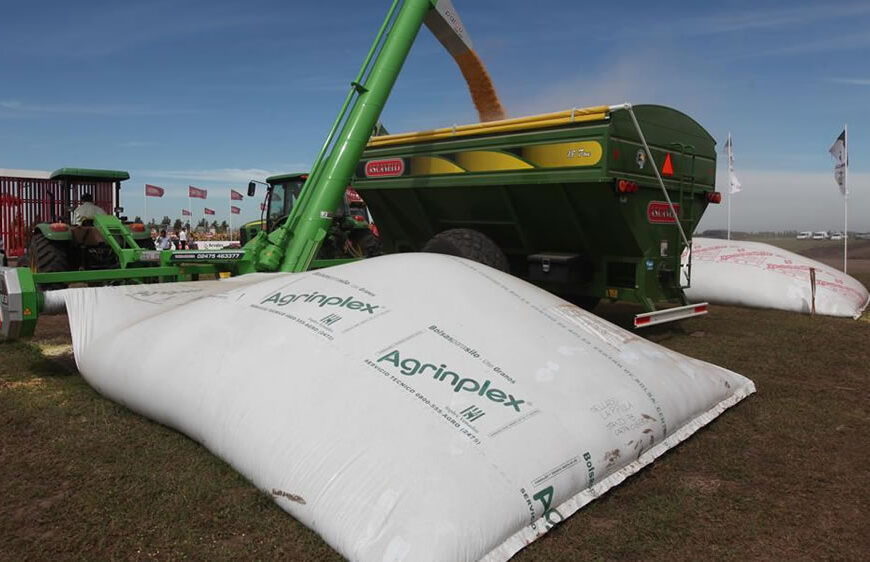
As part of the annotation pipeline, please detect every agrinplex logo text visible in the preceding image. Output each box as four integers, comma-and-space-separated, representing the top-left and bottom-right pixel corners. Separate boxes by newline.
260, 290, 380, 314
377, 349, 525, 411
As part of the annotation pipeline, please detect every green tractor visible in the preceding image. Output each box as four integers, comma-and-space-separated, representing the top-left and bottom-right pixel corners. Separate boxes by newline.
241, 172, 380, 259
24, 168, 154, 284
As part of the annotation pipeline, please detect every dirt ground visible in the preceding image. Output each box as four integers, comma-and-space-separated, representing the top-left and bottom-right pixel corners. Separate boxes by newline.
799, 239, 870, 274
2, 239, 868, 560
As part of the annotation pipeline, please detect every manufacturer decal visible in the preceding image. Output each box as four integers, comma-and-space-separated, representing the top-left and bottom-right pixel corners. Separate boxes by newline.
376, 349, 526, 411
261, 290, 379, 314
647, 201, 681, 224
635, 148, 647, 169
170, 251, 244, 262
364, 158, 405, 178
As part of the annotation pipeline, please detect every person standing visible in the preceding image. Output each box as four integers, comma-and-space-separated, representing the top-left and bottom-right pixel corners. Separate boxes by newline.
179, 227, 188, 250
156, 229, 172, 250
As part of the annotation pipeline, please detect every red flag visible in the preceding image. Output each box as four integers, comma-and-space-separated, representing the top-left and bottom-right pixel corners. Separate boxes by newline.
231, 206, 241, 215
181, 209, 191, 216
230, 189, 243, 201
204, 208, 215, 215
145, 184, 165, 197
189, 185, 208, 199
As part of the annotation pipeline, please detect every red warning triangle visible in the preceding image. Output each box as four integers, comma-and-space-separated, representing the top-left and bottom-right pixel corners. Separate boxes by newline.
661, 153, 674, 176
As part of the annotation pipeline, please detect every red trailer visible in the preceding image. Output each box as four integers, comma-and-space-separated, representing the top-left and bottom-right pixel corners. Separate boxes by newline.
0, 168, 128, 259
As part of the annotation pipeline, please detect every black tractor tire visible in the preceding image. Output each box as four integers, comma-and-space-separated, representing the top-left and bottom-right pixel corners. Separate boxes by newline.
567, 295, 601, 311
422, 228, 509, 272
29, 232, 71, 289
346, 229, 383, 259
137, 237, 156, 250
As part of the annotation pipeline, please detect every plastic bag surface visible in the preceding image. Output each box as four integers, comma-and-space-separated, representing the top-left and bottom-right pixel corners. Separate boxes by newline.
684, 238, 869, 319
61, 253, 755, 561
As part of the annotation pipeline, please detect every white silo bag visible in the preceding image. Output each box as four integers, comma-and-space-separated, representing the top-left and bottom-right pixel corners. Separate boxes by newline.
684, 238, 869, 319
58, 253, 754, 562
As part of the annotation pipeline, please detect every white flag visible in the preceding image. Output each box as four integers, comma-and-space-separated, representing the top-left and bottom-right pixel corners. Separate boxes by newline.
828, 129, 847, 196
723, 133, 742, 194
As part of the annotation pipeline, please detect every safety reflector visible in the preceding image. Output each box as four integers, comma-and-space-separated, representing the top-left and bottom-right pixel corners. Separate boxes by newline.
661, 153, 674, 177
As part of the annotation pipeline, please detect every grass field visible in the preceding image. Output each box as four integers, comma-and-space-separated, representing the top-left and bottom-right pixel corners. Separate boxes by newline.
2, 241, 868, 560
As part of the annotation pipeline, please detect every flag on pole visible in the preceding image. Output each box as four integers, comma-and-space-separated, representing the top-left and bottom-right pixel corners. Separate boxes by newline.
230, 189, 244, 201
829, 129, 847, 196
189, 186, 208, 199
145, 184, 165, 197
231, 206, 241, 215
181, 209, 191, 216
204, 208, 215, 215
723, 134, 742, 194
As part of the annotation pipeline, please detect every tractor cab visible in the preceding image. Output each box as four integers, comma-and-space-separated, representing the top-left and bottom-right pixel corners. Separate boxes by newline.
242, 173, 380, 258
25, 169, 153, 282
264, 173, 308, 234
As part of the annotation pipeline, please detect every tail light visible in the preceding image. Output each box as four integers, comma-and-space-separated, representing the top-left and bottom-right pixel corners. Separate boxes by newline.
706, 192, 722, 204
352, 215, 366, 222
370, 223, 380, 237
617, 179, 640, 193
49, 223, 69, 232
130, 223, 146, 232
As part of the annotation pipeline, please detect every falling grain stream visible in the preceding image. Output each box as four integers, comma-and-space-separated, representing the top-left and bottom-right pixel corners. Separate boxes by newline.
453, 50, 506, 122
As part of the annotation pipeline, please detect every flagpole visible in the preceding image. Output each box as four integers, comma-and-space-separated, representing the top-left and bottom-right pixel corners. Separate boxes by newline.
144, 188, 147, 228
844, 123, 848, 274
727, 132, 732, 240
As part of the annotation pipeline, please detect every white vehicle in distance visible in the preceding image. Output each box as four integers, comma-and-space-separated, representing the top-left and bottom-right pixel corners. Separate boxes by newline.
812, 231, 829, 240
830, 232, 843, 241
796, 231, 812, 240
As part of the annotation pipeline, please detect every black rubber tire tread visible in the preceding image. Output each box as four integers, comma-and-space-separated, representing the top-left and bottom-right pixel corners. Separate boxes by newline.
567, 295, 601, 311
346, 229, 383, 259
30, 232, 70, 273
137, 237, 156, 250
422, 228, 509, 272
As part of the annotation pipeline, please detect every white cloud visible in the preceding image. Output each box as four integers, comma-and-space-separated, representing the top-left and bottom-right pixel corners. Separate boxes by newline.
699, 169, 870, 232
140, 167, 292, 183
0, 99, 191, 117
120, 140, 158, 148
747, 31, 870, 58
508, 49, 719, 119
826, 78, 870, 86
681, 3, 870, 35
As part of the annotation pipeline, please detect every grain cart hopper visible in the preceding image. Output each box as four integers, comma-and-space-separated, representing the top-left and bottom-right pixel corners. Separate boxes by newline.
353, 104, 720, 327
0, 0, 484, 339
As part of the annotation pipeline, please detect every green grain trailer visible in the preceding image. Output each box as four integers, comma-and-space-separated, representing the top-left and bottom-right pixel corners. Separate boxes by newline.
354, 104, 720, 325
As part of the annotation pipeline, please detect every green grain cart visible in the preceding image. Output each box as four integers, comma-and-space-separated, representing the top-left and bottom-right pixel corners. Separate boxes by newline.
355, 104, 720, 325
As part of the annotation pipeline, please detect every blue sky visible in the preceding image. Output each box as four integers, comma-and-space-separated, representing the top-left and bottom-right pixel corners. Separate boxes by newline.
1, 0, 868, 231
